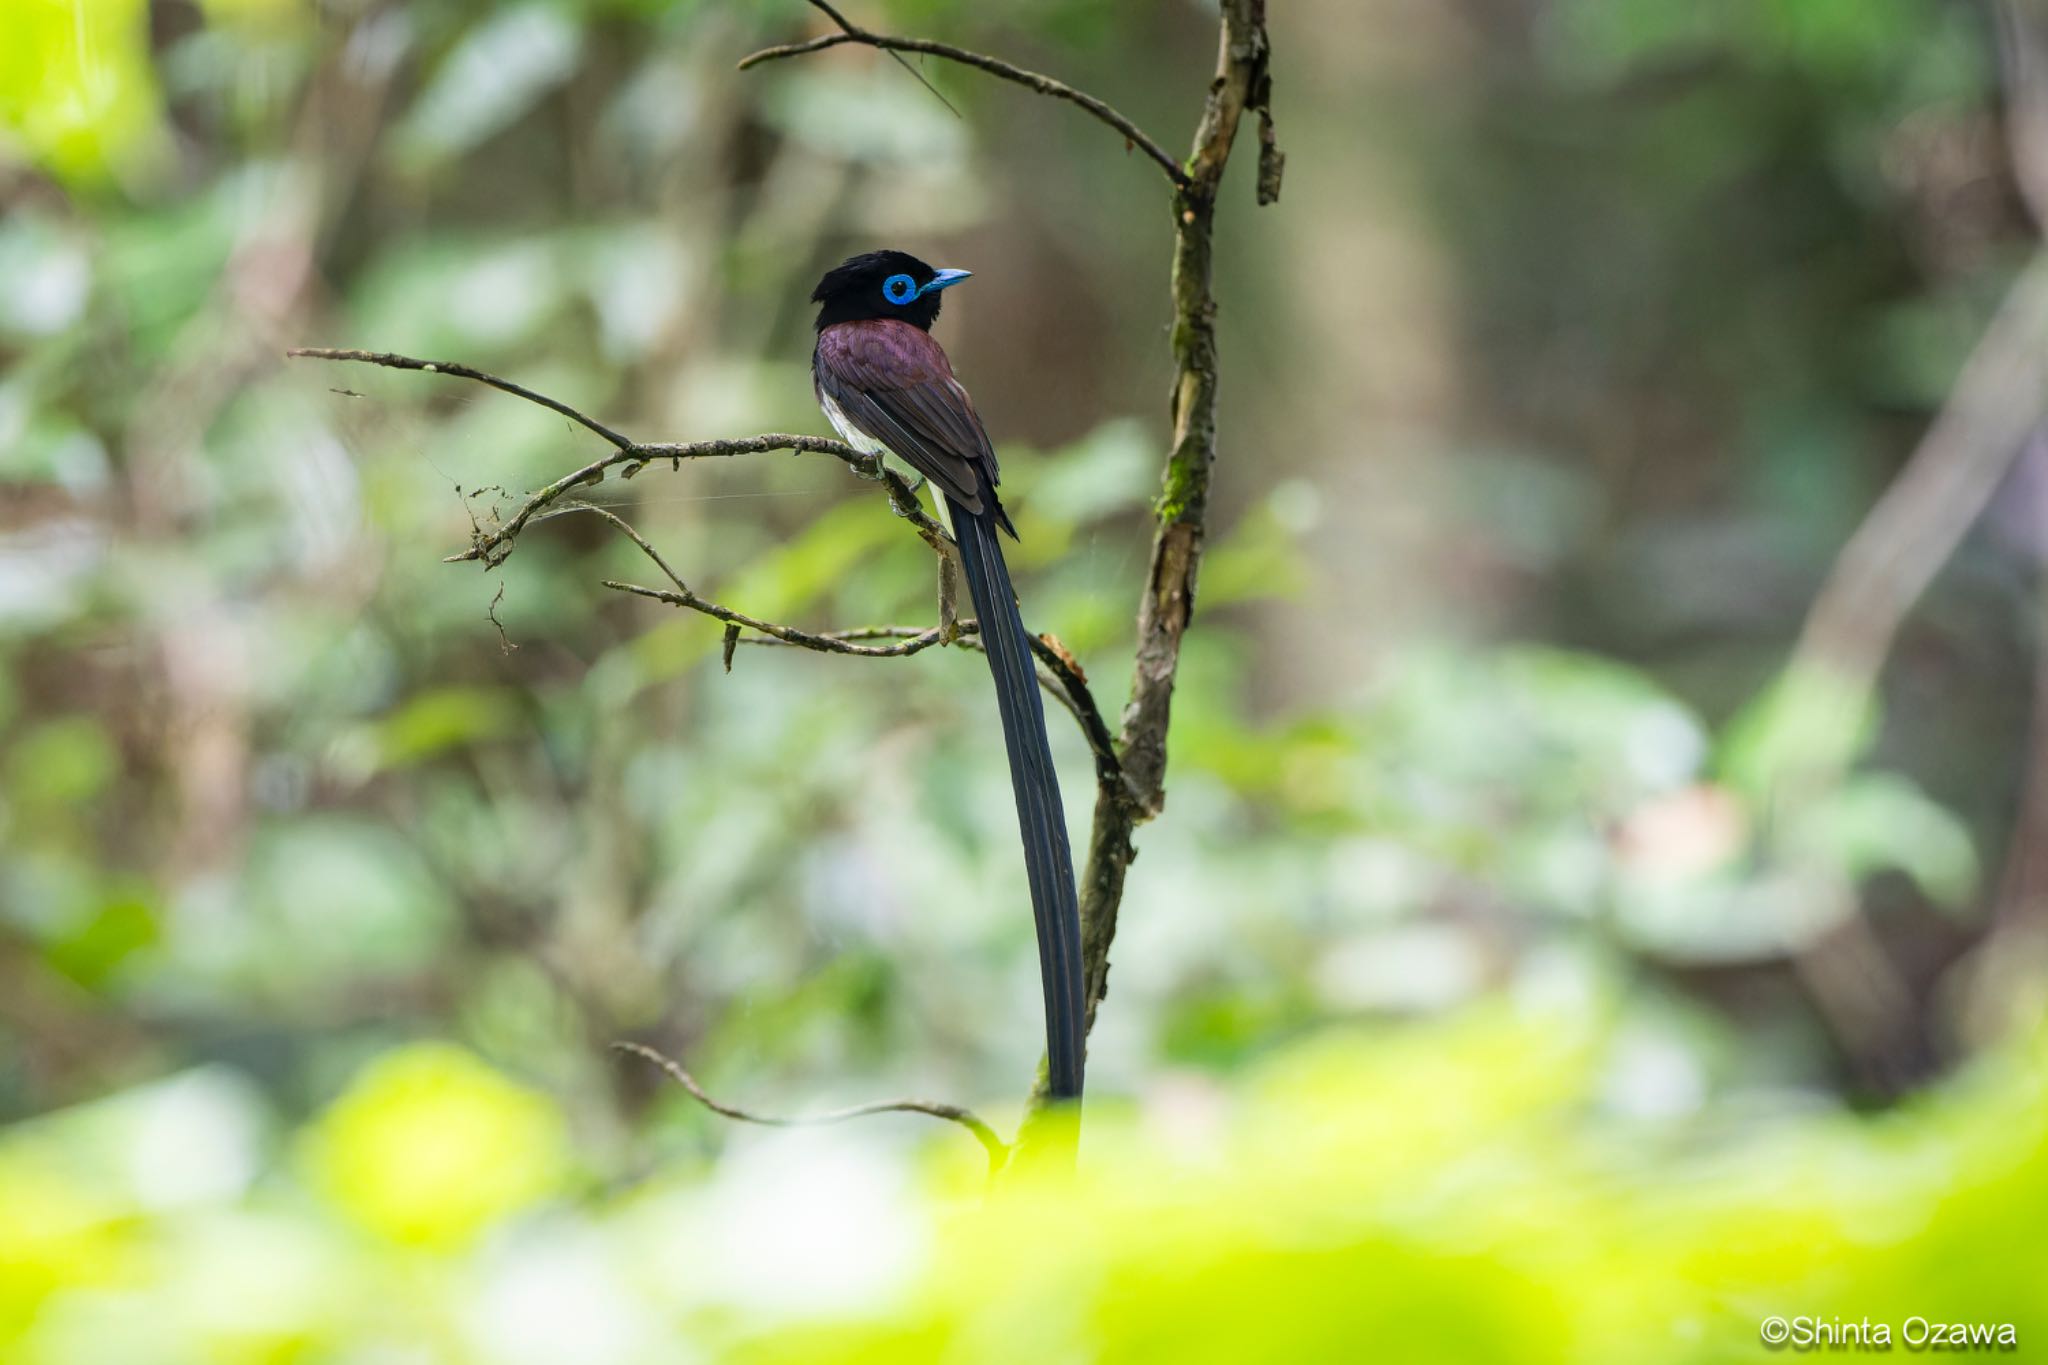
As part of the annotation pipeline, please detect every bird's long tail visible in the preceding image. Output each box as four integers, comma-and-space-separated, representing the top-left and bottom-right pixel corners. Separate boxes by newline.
948, 498, 1085, 1101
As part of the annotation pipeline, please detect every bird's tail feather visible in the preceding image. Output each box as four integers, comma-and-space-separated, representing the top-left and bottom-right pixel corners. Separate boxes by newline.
949, 499, 1085, 1101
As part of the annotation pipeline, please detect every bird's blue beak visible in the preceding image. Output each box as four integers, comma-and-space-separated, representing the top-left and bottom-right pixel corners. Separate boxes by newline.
920, 268, 972, 296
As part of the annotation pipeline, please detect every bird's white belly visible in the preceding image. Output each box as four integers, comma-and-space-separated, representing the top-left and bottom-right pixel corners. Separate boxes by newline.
819, 390, 948, 528
819, 390, 887, 457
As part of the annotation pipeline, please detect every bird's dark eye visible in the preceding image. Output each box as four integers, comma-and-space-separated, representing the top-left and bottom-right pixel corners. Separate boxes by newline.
882, 273, 918, 305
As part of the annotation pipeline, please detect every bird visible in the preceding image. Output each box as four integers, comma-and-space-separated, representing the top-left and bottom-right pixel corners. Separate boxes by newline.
809, 249, 1086, 1102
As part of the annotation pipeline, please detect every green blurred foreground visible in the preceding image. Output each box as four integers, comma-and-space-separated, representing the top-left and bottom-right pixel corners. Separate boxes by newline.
5, 999, 2042, 1364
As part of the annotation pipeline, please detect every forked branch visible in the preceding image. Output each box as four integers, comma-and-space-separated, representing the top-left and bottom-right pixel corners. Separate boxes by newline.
285, 347, 945, 562
283, 349, 1122, 783
738, 0, 1188, 189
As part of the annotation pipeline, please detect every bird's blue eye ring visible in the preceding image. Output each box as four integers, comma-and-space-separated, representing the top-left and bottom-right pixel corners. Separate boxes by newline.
882, 273, 918, 305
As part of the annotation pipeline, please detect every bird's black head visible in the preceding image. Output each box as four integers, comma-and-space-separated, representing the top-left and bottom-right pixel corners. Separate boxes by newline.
810, 249, 971, 332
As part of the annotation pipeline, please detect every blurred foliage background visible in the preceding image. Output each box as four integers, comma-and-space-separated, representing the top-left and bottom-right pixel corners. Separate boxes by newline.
4, 0, 2047, 1359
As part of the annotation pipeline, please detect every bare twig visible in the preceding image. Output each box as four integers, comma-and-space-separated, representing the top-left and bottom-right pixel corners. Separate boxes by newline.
554, 502, 933, 655
734, 620, 956, 657
738, 622, 1127, 792
285, 346, 947, 560
546, 501, 1128, 786
1025, 635, 1124, 796
288, 347, 640, 448
739, 0, 1189, 189
768, 0, 964, 120
285, 348, 1123, 778
472, 432, 918, 564
608, 578, 942, 652
614, 1041, 1009, 1177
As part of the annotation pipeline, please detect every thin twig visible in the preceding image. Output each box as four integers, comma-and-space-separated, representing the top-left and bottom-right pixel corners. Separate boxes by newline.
739, 0, 1189, 189
608, 579, 948, 653
458, 433, 877, 566
740, 622, 934, 644
737, 622, 1129, 791
546, 500, 1127, 785
613, 580, 1125, 785
614, 1042, 1009, 1177
562, 483, 1095, 742
288, 347, 639, 448
287, 348, 1121, 778
285, 346, 947, 560
803, 0, 962, 119
731, 618, 956, 657
1022, 632, 1125, 796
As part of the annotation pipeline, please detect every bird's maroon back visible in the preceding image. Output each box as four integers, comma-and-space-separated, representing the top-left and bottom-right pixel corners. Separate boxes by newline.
813, 317, 1005, 525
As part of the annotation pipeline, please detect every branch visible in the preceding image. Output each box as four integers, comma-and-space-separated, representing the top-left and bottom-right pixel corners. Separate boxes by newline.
607, 578, 938, 652
1121, 0, 1275, 815
556, 498, 925, 646
739, 0, 1189, 190
589, 508, 1117, 785
613, 1042, 1009, 1178
288, 347, 639, 448
1030, 0, 1278, 1110
285, 347, 948, 560
1021, 632, 1125, 797
732, 619, 958, 658
286, 348, 1118, 781
735, 621, 1129, 794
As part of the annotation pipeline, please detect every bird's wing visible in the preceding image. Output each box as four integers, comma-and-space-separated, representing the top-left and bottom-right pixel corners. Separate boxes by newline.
814, 320, 1005, 522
